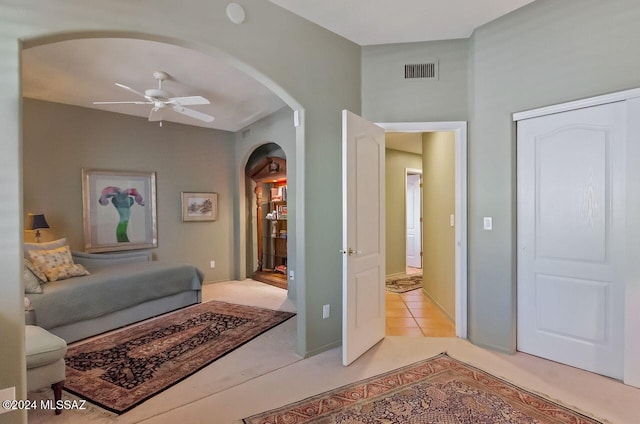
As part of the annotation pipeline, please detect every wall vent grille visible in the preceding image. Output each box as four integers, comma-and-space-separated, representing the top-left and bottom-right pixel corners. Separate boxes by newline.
404, 62, 438, 79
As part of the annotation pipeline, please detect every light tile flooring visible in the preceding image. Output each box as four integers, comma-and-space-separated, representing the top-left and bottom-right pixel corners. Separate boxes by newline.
385, 289, 455, 337
386, 267, 456, 337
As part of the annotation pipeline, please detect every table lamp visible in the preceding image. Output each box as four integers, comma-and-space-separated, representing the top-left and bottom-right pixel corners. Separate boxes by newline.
26, 213, 50, 243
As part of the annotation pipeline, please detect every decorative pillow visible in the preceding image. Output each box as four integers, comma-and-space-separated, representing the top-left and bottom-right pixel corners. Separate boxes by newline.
44, 264, 90, 282
28, 245, 91, 282
24, 258, 47, 283
23, 260, 43, 294
28, 245, 74, 278
24, 238, 68, 259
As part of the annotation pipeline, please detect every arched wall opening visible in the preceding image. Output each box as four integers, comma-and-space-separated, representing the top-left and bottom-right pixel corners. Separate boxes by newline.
17, 30, 307, 398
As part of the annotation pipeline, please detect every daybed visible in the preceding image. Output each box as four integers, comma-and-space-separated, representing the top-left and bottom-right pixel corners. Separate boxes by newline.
25, 248, 203, 343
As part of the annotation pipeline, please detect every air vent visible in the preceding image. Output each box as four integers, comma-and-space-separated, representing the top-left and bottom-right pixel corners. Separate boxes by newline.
404, 62, 438, 80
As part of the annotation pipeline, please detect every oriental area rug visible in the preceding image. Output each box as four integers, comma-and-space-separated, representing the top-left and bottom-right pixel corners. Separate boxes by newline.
64, 301, 295, 414
243, 353, 602, 424
385, 274, 423, 293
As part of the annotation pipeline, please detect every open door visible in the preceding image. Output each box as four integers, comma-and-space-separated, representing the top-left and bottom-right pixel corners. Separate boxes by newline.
342, 110, 385, 366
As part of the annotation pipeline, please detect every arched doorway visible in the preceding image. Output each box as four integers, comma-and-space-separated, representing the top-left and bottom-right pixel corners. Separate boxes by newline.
245, 143, 288, 289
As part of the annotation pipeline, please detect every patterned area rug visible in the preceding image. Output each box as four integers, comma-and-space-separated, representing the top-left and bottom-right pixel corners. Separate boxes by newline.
243, 353, 602, 424
64, 301, 295, 414
385, 274, 422, 293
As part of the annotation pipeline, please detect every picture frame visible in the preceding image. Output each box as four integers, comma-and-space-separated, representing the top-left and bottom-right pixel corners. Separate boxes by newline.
82, 169, 158, 253
181, 192, 218, 222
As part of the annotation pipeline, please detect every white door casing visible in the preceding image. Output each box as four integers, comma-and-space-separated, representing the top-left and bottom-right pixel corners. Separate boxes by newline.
342, 110, 386, 366
376, 121, 467, 339
406, 172, 422, 268
517, 102, 626, 379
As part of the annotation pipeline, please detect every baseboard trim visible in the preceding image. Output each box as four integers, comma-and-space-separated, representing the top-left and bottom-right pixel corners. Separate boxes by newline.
303, 339, 341, 359
421, 288, 454, 322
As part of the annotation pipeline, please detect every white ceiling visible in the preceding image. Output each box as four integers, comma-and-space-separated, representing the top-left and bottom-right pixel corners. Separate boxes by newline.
22, 2, 535, 132
22, 38, 287, 132
270, 0, 535, 46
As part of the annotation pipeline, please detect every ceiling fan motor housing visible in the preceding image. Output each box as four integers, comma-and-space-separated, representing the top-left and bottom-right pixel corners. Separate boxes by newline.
145, 88, 172, 101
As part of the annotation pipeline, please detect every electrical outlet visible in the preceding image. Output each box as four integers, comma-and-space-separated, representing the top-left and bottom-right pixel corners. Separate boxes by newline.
210, 260, 216, 268
0, 387, 15, 415
322, 304, 330, 319
289, 270, 294, 280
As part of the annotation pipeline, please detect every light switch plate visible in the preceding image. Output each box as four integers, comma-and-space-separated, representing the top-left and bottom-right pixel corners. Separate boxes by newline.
483, 217, 493, 230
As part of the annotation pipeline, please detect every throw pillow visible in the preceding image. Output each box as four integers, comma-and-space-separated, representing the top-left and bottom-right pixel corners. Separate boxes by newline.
23, 260, 43, 294
24, 237, 68, 259
28, 245, 74, 278
44, 264, 90, 282
24, 258, 47, 283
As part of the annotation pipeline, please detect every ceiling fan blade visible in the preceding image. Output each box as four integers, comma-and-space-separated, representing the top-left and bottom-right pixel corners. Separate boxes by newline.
93, 101, 150, 105
173, 106, 215, 123
115, 83, 148, 99
169, 96, 210, 106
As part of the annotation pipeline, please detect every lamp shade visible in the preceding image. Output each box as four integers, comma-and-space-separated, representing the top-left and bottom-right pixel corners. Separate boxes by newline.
26, 213, 50, 231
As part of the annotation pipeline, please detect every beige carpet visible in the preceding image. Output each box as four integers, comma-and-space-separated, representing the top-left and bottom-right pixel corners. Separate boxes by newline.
26, 281, 640, 424
243, 352, 603, 423
64, 300, 294, 414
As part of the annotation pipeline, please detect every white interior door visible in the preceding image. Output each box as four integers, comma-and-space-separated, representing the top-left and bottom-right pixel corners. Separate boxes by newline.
342, 110, 385, 366
517, 102, 625, 379
406, 173, 422, 268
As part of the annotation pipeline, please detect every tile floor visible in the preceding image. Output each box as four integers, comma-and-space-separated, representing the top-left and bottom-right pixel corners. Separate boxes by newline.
385, 289, 456, 337
386, 267, 456, 337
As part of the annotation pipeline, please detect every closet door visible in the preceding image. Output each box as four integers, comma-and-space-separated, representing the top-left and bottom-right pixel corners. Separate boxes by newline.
517, 102, 625, 379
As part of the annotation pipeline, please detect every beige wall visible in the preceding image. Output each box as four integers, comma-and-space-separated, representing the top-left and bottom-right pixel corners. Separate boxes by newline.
385, 148, 422, 276
422, 132, 455, 319
23, 99, 235, 283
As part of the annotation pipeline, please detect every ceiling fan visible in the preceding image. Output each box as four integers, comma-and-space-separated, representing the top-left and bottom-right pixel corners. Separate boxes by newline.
93, 71, 215, 125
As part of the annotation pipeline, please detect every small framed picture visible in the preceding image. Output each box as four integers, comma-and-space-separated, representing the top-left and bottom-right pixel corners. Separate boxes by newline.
181, 192, 218, 222
277, 205, 287, 218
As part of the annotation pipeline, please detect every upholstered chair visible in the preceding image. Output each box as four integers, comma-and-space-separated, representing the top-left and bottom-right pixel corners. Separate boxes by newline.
25, 325, 67, 415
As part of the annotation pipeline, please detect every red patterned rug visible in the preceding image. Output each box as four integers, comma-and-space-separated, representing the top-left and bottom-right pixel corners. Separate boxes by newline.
243, 353, 602, 424
64, 301, 295, 414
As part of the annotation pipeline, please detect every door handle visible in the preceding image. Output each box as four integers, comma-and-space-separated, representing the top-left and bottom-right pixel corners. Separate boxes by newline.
339, 248, 361, 256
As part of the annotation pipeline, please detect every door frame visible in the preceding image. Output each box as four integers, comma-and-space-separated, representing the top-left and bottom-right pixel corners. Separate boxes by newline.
405, 168, 423, 270
377, 121, 468, 339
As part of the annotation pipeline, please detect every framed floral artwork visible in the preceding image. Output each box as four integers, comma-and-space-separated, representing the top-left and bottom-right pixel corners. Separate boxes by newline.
82, 169, 158, 253
181, 192, 218, 222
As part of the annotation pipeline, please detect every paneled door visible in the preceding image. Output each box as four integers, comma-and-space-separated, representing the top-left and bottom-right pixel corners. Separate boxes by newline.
406, 172, 422, 268
342, 110, 385, 366
517, 101, 625, 379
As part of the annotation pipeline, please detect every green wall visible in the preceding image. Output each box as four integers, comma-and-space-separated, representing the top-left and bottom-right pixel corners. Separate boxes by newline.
233, 107, 296, 300
22, 99, 235, 283
0, 2, 360, 421
422, 132, 455, 319
467, 0, 640, 352
362, 38, 468, 122
361, 0, 640, 353
384, 148, 422, 276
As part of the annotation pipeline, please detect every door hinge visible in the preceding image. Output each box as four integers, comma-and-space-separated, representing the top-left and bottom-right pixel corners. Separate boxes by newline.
419, 183, 423, 188
420, 251, 423, 256
420, 217, 423, 222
